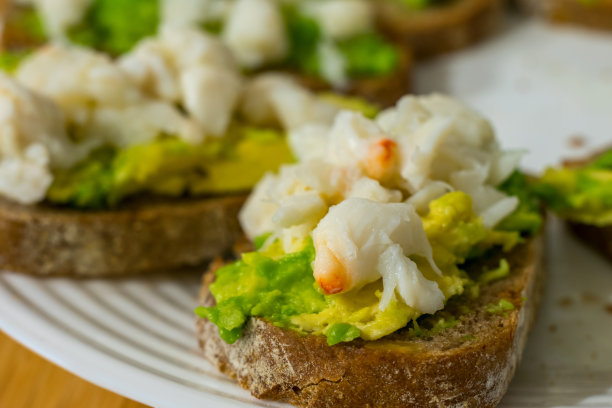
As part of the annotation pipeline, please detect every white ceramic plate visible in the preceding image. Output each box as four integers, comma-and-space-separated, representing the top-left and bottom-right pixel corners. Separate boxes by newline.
1, 17, 612, 408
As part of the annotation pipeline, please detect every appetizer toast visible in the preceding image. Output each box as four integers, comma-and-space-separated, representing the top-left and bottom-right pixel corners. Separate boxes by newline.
519, 0, 612, 30
0, 20, 381, 276
195, 94, 544, 407
198, 233, 544, 408
375, 0, 503, 58
537, 148, 612, 262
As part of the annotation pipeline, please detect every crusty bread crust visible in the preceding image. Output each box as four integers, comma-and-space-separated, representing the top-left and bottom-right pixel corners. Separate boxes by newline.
518, 0, 612, 30
197, 232, 545, 408
375, 0, 502, 59
0, 195, 246, 276
294, 46, 413, 108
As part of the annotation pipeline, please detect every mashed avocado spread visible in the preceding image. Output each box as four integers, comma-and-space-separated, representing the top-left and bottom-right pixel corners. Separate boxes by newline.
535, 149, 612, 226
46, 126, 292, 209
196, 190, 538, 346
68, 0, 159, 55
42, 94, 379, 209
0, 52, 30, 73
282, 5, 398, 80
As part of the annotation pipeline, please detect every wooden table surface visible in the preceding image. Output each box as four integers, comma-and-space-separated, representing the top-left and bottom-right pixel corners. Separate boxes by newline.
0, 330, 150, 408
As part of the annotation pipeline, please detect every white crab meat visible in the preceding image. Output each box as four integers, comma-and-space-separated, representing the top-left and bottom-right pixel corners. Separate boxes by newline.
222, 0, 288, 68
239, 74, 296, 127
17, 44, 142, 110
312, 198, 443, 313
180, 66, 242, 138
377, 94, 522, 227
326, 111, 399, 182
118, 39, 182, 102
119, 28, 242, 138
239, 160, 344, 241
288, 123, 332, 162
301, 0, 373, 40
87, 101, 204, 147
241, 73, 344, 134
450, 168, 519, 228
19, 0, 92, 38
269, 83, 339, 131
346, 177, 402, 203
159, 27, 237, 71
161, 0, 231, 28
0, 74, 86, 203
316, 40, 348, 88
17, 43, 206, 146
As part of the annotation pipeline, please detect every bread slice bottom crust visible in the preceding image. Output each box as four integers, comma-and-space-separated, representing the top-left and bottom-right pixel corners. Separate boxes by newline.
0, 195, 246, 276
375, 0, 503, 59
518, 0, 612, 30
567, 221, 612, 262
197, 232, 545, 408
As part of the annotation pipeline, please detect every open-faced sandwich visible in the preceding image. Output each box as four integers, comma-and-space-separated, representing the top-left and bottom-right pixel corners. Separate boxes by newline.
3, 0, 411, 106
196, 94, 544, 407
374, 0, 503, 58
0, 23, 380, 276
518, 0, 612, 31
537, 148, 612, 261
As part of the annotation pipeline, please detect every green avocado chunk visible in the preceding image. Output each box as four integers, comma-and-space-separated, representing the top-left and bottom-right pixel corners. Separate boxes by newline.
68, 0, 159, 55
282, 5, 399, 79
535, 150, 612, 226
46, 127, 293, 209
0, 51, 31, 73
196, 191, 526, 345
497, 171, 543, 234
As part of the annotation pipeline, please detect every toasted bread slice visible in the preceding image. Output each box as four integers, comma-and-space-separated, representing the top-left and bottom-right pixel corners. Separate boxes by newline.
0, 195, 246, 276
518, 0, 612, 30
375, 0, 502, 59
197, 232, 545, 408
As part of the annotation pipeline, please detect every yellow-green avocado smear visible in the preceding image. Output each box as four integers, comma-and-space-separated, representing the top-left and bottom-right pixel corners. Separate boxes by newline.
196, 188, 540, 346
47, 126, 292, 209
43, 95, 378, 209
535, 149, 612, 226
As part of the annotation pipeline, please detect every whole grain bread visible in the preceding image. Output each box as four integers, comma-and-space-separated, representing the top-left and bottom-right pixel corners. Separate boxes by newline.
197, 232, 545, 408
375, 0, 503, 59
518, 0, 612, 30
0, 195, 246, 276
